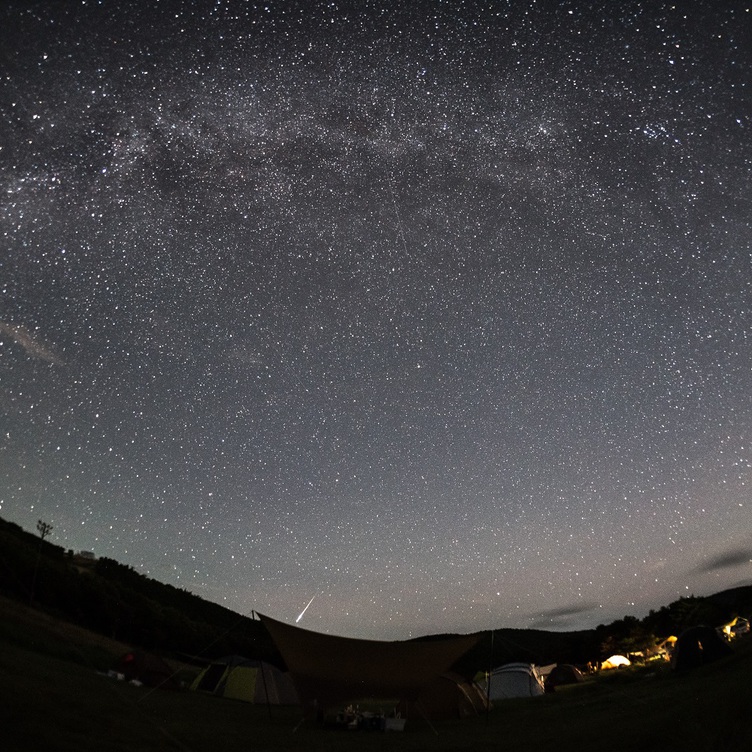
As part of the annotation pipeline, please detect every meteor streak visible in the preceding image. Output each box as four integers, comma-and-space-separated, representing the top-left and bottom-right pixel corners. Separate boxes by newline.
296, 595, 316, 623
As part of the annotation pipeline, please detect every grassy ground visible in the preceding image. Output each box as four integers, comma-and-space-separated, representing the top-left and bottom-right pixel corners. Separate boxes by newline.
1, 596, 750, 751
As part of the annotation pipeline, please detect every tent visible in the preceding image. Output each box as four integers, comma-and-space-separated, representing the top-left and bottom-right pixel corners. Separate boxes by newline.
258, 613, 482, 713
116, 651, 177, 689
672, 626, 733, 672
191, 655, 298, 705
485, 663, 545, 700
537, 663, 557, 680
396, 672, 489, 720
543, 664, 584, 692
601, 654, 631, 670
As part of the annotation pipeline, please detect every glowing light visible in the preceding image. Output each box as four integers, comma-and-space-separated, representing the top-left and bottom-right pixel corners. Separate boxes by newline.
295, 595, 316, 623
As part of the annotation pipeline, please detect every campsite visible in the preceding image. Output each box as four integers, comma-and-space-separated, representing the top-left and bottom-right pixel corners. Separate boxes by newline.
3, 2, 752, 747
2, 591, 751, 752
1, 517, 751, 750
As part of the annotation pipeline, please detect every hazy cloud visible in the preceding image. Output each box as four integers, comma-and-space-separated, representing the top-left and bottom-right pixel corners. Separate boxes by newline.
0, 322, 63, 365
528, 602, 598, 629
697, 547, 752, 573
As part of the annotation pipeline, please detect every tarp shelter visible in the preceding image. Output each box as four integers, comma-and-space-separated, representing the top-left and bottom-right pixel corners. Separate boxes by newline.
672, 626, 733, 672
721, 616, 750, 640
486, 662, 545, 700
648, 635, 677, 662
258, 613, 482, 713
396, 672, 489, 720
191, 655, 298, 704
544, 664, 584, 692
601, 654, 631, 670
116, 651, 177, 689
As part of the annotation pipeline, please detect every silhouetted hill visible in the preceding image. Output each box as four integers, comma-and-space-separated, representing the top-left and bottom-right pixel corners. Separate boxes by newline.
706, 585, 752, 614
0, 517, 279, 665
1, 515, 749, 673
414, 627, 599, 675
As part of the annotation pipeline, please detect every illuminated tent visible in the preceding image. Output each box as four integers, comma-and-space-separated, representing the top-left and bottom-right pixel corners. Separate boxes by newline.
258, 613, 482, 712
601, 654, 631, 670
485, 662, 545, 699
191, 655, 298, 705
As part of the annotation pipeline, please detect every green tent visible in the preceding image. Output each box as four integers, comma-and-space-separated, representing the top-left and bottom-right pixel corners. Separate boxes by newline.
191, 655, 298, 705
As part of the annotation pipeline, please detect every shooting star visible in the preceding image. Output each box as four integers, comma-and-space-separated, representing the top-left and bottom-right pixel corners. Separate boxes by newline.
295, 595, 316, 623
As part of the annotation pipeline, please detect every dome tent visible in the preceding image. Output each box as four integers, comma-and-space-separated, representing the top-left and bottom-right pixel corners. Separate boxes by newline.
397, 672, 490, 720
485, 663, 545, 700
191, 655, 298, 704
116, 651, 178, 689
601, 654, 631, 670
672, 626, 733, 672
544, 664, 584, 692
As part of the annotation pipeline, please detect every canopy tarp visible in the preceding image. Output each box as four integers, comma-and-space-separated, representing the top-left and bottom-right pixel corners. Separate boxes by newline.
258, 613, 481, 710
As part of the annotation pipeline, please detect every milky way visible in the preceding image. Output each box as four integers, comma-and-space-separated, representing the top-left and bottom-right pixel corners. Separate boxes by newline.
2, 1, 751, 639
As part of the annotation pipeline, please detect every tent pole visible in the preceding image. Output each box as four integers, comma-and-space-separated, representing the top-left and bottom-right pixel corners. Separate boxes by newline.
259, 660, 273, 719
251, 610, 273, 718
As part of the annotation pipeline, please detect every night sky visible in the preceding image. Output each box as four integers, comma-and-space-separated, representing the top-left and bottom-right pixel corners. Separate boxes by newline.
2, 0, 751, 640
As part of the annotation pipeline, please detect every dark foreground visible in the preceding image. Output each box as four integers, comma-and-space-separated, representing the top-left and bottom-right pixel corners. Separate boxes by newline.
1, 598, 750, 752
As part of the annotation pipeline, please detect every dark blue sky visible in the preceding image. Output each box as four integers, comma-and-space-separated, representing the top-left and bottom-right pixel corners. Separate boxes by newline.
1, 0, 751, 639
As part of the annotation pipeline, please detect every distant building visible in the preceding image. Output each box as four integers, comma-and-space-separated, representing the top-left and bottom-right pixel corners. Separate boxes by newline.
72, 550, 97, 572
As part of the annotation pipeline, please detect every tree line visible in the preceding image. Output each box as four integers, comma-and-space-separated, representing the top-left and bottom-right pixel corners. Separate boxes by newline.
1, 515, 749, 671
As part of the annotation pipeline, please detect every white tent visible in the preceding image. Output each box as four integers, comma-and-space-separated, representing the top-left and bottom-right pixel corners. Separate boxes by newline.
485, 662, 545, 700
601, 654, 631, 670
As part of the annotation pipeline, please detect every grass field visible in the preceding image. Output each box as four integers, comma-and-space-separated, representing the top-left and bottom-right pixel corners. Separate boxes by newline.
1, 596, 750, 751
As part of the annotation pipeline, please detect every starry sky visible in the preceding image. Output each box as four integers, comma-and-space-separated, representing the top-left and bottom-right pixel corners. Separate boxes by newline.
2, 0, 752, 640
